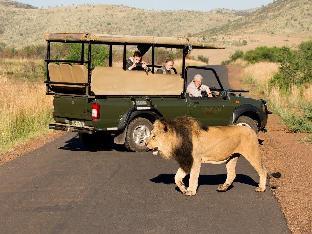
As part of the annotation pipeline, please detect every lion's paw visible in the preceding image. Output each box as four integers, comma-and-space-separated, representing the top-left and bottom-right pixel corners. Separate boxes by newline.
179, 187, 187, 194
217, 184, 230, 192
184, 190, 196, 196
255, 187, 266, 192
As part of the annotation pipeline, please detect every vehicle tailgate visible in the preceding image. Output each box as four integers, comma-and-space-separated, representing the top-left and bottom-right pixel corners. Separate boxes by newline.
53, 95, 91, 120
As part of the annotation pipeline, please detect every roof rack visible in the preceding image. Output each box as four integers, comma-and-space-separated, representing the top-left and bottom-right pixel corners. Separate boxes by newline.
44, 33, 224, 49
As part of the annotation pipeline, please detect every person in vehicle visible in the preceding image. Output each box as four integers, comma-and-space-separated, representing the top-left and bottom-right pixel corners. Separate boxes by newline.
187, 74, 213, 98
126, 50, 149, 72
156, 59, 177, 75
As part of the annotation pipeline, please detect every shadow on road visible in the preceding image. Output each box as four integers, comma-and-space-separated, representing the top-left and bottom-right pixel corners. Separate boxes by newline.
59, 134, 127, 152
150, 173, 258, 189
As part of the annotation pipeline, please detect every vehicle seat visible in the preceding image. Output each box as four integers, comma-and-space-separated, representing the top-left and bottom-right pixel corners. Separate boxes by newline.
48, 63, 62, 82
91, 66, 183, 95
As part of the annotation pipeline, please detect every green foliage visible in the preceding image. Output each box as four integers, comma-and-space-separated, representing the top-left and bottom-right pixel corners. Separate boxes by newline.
270, 40, 312, 91
65, 44, 109, 68
0, 109, 52, 153
276, 103, 312, 133
243, 46, 292, 64
226, 46, 292, 64
230, 50, 244, 61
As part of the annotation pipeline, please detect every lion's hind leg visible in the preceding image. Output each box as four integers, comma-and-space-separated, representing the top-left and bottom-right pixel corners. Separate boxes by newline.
175, 168, 188, 194
217, 156, 239, 192
241, 147, 267, 192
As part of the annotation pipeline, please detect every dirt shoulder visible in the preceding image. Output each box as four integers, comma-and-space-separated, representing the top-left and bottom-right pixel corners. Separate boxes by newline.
0, 131, 64, 165
259, 115, 312, 233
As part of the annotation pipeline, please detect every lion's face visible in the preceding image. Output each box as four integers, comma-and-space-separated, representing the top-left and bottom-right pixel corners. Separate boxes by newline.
146, 120, 175, 159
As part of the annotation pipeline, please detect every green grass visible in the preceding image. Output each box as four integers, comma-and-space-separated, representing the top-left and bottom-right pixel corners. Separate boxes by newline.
0, 109, 52, 154
243, 74, 312, 142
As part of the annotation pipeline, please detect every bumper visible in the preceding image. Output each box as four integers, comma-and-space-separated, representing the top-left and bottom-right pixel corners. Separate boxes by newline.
49, 123, 94, 134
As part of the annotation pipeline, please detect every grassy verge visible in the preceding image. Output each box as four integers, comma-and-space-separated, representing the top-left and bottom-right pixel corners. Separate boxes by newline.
242, 69, 312, 141
228, 41, 312, 141
0, 59, 53, 154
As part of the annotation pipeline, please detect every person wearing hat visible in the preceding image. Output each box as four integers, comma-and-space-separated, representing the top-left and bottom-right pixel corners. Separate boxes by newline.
186, 74, 213, 98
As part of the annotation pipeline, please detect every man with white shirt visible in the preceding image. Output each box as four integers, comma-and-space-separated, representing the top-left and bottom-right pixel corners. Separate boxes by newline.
186, 74, 213, 98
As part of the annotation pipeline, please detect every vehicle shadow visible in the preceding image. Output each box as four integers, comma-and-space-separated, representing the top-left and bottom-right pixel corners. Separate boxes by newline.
150, 173, 258, 191
59, 134, 127, 152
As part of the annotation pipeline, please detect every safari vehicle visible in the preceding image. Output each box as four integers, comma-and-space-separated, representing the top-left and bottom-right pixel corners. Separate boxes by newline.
45, 33, 271, 152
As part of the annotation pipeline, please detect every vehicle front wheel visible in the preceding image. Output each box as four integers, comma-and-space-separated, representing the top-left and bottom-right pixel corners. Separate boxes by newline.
235, 116, 258, 133
125, 118, 153, 152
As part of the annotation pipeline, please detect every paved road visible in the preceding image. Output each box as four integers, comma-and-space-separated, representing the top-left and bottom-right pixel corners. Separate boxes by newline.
0, 134, 289, 234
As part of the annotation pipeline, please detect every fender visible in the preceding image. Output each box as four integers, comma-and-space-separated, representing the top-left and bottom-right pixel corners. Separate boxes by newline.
233, 104, 262, 124
114, 108, 163, 145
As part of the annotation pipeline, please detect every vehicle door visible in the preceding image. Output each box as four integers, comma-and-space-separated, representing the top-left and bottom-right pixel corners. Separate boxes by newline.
185, 66, 235, 126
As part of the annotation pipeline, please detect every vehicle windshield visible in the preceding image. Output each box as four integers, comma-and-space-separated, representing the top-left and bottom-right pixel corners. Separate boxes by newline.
186, 66, 231, 91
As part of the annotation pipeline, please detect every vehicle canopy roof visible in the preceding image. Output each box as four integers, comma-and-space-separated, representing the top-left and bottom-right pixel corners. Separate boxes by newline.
44, 33, 223, 49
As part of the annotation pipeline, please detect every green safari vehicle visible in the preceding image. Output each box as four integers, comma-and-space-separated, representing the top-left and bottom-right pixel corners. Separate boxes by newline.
45, 33, 271, 152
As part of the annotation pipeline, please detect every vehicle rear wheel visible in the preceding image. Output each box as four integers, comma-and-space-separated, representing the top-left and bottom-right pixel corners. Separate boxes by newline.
235, 116, 258, 133
125, 117, 153, 152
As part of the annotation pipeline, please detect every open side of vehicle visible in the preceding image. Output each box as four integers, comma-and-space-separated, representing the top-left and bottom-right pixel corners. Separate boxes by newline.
45, 33, 271, 152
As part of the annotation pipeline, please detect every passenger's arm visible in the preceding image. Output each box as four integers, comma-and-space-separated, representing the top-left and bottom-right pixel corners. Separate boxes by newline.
128, 64, 136, 70
126, 59, 136, 70
203, 85, 213, 97
186, 84, 194, 97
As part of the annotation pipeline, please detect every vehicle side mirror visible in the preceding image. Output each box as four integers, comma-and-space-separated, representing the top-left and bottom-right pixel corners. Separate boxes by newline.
220, 90, 229, 100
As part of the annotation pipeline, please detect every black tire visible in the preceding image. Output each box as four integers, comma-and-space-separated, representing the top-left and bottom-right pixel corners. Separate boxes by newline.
125, 117, 153, 152
235, 116, 258, 133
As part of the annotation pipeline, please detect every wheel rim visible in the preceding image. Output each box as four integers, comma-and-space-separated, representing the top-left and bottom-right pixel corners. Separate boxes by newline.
133, 125, 151, 147
236, 123, 252, 129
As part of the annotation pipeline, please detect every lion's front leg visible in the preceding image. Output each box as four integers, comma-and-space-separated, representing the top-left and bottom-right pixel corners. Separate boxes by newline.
185, 160, 201, 196
175, 168, 187, 194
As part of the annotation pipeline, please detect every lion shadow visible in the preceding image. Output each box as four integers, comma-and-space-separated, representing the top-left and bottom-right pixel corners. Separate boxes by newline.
59, 134, 127, 152
150, 174, 258, 191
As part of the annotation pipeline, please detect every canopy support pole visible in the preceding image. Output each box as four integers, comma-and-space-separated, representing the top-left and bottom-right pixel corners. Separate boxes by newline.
152, 45, 155, 74
123, 44, 127, 70
109, 44, 113, 67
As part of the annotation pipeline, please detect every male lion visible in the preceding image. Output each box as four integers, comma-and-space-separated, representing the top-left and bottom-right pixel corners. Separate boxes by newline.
146, 116, 268, 196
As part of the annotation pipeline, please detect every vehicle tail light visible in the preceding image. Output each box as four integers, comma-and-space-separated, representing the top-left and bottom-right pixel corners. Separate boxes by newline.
91, 103, 101, 120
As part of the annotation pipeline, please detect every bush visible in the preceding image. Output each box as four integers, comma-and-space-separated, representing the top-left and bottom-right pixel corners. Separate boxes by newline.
225, 46, 292, 65
230, 50, 244, 61
243, 46, 292, 64
279, 104, 312, 133
270, 40, 312, 91
65, 43, 109, 68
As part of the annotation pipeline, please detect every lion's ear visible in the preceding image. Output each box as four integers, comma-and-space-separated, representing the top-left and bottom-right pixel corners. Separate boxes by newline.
154, 120, 168, 132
